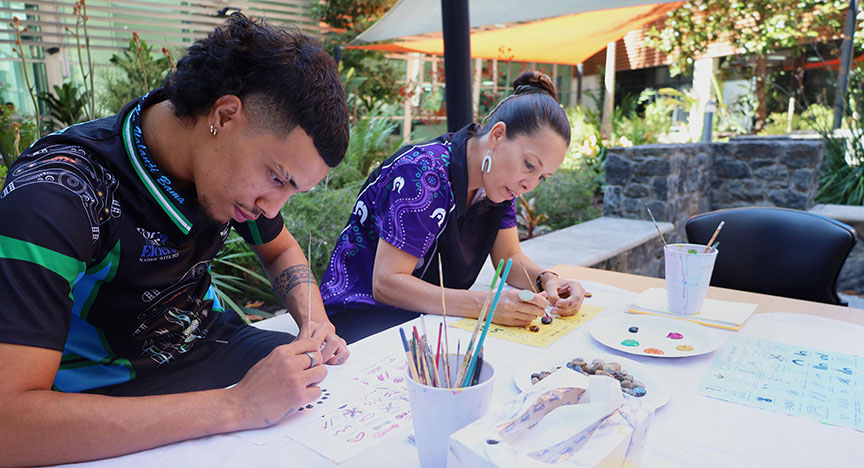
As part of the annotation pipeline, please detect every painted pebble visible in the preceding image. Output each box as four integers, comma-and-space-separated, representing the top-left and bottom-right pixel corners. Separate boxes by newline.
541, 316, 553, 324
676, 344, 694, 351
531, 356, 647, 397
621, 339, 640, 347
628, 326, 639, 333
666, 332, 683, 339
529, 325, 540, 332
643, 348, 665, 355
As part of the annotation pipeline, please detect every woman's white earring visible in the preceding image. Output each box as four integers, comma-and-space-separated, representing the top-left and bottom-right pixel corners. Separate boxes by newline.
209, 124, 218, 136
481, 152, 492, 173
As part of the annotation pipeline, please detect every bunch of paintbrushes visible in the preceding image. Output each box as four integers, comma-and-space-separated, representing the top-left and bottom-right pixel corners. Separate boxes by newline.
399, 258, 513, 388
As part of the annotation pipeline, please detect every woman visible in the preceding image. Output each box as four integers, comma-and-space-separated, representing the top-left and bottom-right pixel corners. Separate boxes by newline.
321, 71, 588, 343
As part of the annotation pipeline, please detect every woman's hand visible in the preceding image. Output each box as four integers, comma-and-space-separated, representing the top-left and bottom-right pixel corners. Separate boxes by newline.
543, 277, 588, 316
488, 289, 548, 327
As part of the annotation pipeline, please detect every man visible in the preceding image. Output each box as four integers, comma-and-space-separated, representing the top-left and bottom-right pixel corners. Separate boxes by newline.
0, 14, 350, 465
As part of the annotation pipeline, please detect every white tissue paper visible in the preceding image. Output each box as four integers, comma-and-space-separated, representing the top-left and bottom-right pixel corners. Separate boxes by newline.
447, 374, 653, 467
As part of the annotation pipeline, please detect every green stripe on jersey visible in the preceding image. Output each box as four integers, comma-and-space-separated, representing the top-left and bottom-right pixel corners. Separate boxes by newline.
246, 220, 264, 245
0, 235, 85, 285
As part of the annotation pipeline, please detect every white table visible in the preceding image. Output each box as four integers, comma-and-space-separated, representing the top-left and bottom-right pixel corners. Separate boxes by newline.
51, 267, 864, 468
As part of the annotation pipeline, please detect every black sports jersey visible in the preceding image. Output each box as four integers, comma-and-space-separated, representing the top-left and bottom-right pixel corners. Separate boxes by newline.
0, 89, 283, 392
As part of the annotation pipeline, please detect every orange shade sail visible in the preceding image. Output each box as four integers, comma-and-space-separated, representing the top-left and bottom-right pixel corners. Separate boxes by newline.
350, 3, 681, 66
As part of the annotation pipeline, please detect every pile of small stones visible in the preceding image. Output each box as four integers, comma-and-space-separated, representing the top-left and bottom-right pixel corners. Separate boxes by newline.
530, 357, 647, 397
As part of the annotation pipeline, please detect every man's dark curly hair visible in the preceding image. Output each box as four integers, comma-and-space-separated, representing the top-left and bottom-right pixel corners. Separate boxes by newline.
163, 13, 348, 167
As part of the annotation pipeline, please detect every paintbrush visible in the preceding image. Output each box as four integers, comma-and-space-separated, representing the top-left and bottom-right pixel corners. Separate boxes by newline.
400, 327, 420, 382
456, 259, 503, 385
703, 221, 725, 253
307, 233, 312, 339
520, 260, 551, 323
643, 201, 668, 248
462, 259, 512, 387
437, 254, 452, 387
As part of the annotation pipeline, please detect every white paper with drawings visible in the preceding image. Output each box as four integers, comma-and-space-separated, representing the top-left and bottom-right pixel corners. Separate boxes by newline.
234, 353, 412, 463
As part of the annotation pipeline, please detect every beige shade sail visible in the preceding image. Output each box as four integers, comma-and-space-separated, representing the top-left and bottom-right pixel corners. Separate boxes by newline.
350, 0, 683, 44
349, 2, 681, 65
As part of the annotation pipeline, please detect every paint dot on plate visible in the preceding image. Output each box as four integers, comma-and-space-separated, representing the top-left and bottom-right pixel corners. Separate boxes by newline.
643, 348, 665, 355
305, 404, 314, 409
621, 339, 640, 347
666, 332, 683, 339
676, 344, 694, 351
628, 326, 639, 333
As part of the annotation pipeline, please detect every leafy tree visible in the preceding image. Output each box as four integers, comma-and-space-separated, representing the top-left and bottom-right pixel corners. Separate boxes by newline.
646, 0, 849, 133
316, 0, 402, 112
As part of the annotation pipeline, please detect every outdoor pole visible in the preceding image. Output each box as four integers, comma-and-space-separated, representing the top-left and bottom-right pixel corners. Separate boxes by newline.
577, 63, 583, 106
701, 100, 715, 142
832, 0, 858, 130
441, 0, 473, 132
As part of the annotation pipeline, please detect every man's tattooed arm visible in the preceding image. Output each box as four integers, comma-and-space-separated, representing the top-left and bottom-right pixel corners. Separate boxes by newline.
272, 264, 317, 303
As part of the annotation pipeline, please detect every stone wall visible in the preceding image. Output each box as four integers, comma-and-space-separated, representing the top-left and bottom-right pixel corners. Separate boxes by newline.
603, 136, 824, 243
589, 236, 668, 279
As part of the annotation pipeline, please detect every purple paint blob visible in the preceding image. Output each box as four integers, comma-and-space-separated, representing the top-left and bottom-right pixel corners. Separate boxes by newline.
666, 332, 683, 340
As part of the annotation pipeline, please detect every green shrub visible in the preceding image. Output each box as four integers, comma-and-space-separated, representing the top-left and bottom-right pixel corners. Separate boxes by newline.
282, 183, 361, 279
100, 38, 172, 114
531, 162, 601, 232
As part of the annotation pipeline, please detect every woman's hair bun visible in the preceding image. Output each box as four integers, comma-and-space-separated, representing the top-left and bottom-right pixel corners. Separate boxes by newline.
512, 71, 558, 102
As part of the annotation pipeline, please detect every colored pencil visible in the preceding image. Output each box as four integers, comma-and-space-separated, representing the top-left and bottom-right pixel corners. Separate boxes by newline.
703, 221, 725, 253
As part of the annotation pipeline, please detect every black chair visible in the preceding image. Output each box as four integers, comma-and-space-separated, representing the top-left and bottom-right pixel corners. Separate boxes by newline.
685, 207, 857, 305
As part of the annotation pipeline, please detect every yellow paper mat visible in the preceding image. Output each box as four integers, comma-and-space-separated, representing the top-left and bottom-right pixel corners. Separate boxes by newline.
450, 304, 605, 348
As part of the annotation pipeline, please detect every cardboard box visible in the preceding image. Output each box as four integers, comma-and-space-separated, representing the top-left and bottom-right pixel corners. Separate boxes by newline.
447, 382, 653, 467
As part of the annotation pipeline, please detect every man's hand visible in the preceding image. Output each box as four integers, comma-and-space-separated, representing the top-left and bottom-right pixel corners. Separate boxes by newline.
299, 320, 350, 365
229, 323, 331, 429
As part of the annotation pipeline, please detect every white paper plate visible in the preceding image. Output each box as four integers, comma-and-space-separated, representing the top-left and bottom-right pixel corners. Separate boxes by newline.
589, 313, 726, 358
512, 352, 671, 410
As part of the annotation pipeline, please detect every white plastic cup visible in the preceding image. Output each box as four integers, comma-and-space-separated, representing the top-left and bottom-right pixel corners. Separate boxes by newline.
406, 354, 495, 468
664, 243, 718, 315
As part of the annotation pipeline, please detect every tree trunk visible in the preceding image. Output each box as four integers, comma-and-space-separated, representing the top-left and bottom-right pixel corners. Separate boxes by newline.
753, 55, 768, 133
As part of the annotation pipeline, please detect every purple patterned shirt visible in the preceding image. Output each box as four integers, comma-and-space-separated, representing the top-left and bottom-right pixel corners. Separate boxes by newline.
321, 125, 516, 315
